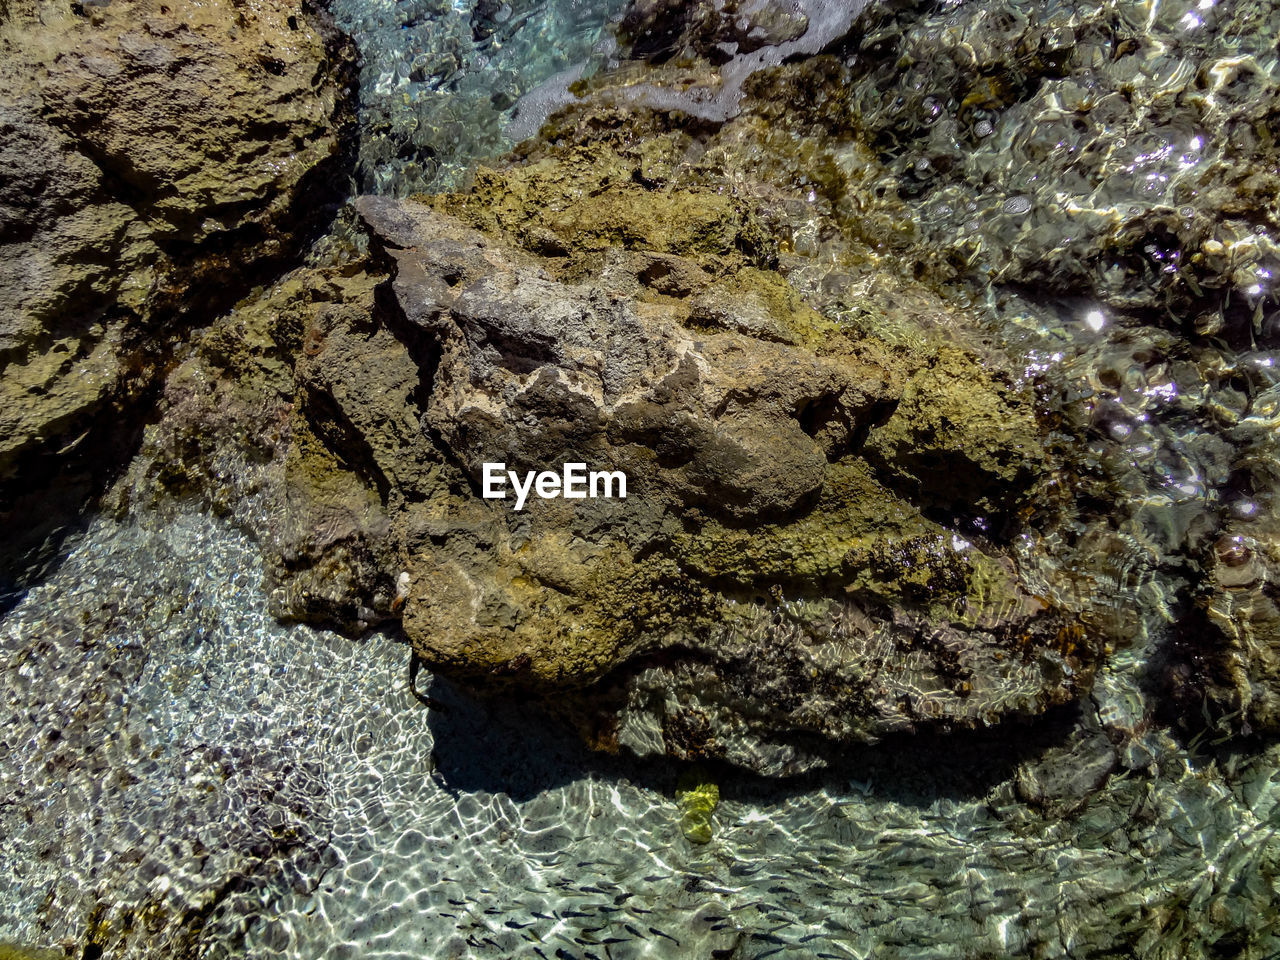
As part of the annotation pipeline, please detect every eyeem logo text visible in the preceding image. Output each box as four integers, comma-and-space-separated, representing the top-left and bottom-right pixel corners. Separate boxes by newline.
482, 462, 627, 511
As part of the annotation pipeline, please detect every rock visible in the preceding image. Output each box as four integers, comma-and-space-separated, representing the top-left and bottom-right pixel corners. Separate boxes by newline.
357, 195, 888, 524
620, 0, 814, 63
863, 345, 1047, 536
619, 0, 720, 63
0, 944, 66, 960
608, 0, 866, 123
1170, 506, 1280, 738
0, 0, 355, 589
232, 175, 1103, 775
106, 51, 1121, 774
1015, 724, 1118, 816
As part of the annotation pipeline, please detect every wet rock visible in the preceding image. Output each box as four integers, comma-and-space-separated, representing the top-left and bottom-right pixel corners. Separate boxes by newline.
824, 0, 1280, 337
619, 0, 811, 63
236, 175, 1103, 775
604, 0, 866, 124
0, 944, 66, 960
1171, 507, 1280, 738
1015, 724, 1118, 817
619, 0, 720, 63
590, 0, 1280, 350
102, 44, 1128, 774
863, 345, 1046, 536
0, 0, 355, 585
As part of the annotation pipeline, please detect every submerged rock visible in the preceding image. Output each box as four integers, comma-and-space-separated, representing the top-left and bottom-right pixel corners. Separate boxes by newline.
1170, 499, 1280, 739
0, 0, 355, 589
0, 944, 66, 960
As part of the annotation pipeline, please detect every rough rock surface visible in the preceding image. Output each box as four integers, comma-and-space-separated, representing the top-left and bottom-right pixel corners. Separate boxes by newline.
163, 158, 1105, 774
99, 19, 1197, 773
0, 0, 354, 587
359, 194, 892, 525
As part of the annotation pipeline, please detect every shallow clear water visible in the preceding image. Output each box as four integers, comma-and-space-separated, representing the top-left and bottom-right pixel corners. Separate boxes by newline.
329, 0, 629, 193
5, 0, 1280, 956
2, 506, 1278, 958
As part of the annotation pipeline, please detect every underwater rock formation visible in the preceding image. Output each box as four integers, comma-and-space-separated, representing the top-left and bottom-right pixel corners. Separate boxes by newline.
1170, 497, 1280, 738
0, 0, 354, 583
558, 0, 1280, 357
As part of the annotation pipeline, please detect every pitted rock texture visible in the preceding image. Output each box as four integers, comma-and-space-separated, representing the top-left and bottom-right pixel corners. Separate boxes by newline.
230, 187, 1104, 775
357, 195, 892, 523
0, 0, 354, 579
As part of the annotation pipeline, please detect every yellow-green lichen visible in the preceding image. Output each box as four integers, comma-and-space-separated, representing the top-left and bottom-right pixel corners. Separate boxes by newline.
428, 145, 771, 270
674, 459, 926, 586
0, 944, 67, 960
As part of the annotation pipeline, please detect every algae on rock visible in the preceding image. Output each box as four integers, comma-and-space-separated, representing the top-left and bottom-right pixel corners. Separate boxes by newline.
106, 11, 1185, 774
0, 0, 356, 593
675, 769, 720, 845
231, 167, 1105, 774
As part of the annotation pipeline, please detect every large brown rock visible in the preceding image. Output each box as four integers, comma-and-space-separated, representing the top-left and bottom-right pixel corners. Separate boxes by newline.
0, 0, 354, 583
108, 92, 1110, 774
235, 183, 1101, 775
357, 195, 890, 523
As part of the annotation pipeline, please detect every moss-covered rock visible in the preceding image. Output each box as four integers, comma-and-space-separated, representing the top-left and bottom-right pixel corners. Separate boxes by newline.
223, 181, 1102, 774
117, 32, 1122, 774
0, 943, 66, 960
0, 0, 356, 589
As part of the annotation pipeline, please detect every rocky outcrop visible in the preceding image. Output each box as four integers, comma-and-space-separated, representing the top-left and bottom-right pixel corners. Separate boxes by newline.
357, 195, 892, 525
95, 26, 1156, 773
0, 0, 354, 589
218, 168, 1105, 774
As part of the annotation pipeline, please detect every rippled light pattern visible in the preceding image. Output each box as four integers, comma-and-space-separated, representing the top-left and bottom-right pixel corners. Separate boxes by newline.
0, 508, 1277, 957
6, 0, 1280, 956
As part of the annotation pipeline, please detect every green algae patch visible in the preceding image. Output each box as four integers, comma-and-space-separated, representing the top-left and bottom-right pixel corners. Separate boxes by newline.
864, 345, 1047, 530
687, 267, 844, 348
674, 459, 926, 587
676, 769, 720, 845
428, 145, 772, 269
0, 944, 66, 960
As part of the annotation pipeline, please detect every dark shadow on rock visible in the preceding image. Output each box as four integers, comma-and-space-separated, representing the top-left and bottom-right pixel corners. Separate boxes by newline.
421, 651, 1087, 809
421, 672, 668, 803
0, 401, 148, 615
720, 702, 1089, 809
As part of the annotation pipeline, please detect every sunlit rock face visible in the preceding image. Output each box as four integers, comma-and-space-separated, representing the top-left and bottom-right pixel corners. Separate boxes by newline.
9, 0, 1280, 952
354, 195, 890, 524
0, 0, 355, 585
194, 152, 1104, 774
